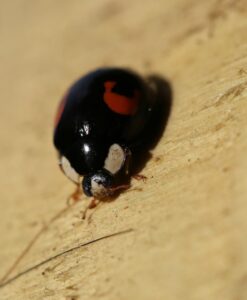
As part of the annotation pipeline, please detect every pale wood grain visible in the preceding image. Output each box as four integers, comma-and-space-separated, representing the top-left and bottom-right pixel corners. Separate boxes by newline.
0, 0, 247, 299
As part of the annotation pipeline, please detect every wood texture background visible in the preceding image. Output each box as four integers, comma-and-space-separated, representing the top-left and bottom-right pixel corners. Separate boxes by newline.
0, 0, 247, 299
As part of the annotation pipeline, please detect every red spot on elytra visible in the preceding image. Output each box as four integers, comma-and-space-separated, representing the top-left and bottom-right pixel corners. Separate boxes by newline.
103, 81, 139, 115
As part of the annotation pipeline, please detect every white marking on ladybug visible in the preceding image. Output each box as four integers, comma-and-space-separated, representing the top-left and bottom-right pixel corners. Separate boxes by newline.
90, 180, 109, 198
104, 144, 125, 175
60, 156, 80, 183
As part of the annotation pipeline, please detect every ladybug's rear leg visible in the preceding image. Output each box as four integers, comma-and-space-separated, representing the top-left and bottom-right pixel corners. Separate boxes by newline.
132, 174, 147, 182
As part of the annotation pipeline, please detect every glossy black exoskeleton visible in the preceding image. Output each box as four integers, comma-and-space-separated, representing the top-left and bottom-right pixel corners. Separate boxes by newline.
54, 68, 166, 199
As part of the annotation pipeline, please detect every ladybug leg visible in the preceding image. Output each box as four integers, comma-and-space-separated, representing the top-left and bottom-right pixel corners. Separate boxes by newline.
132, 174, 147, 182
67, 183, 82, 205
109, 184, 131, 193
88, 198, 99, 209
82, 198, 100, 220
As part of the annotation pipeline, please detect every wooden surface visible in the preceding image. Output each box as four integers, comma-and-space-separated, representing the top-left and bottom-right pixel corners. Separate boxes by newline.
0, 0, 247, 299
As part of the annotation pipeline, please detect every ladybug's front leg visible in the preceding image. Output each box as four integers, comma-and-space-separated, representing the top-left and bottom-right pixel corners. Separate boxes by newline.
82, 198, 100, 220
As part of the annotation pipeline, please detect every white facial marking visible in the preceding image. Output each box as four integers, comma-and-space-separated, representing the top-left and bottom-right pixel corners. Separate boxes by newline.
91, 179, 109, 198
60, 156, 80, 183
104, 144, 125, 175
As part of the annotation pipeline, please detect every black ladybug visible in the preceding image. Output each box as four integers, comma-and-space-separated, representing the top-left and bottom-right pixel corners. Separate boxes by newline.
54, 68, 167, 199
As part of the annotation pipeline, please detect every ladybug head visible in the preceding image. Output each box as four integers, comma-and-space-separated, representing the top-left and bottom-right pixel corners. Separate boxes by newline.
82, 169, 114, 198
81, 143, 129, 199
60, 142, 129, 199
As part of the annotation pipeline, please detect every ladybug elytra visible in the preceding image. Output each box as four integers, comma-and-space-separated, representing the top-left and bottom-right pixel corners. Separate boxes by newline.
54, 68, 163, 199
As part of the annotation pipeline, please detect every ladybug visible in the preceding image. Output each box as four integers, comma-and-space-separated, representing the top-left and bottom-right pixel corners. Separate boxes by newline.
54, 68, 164, 199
